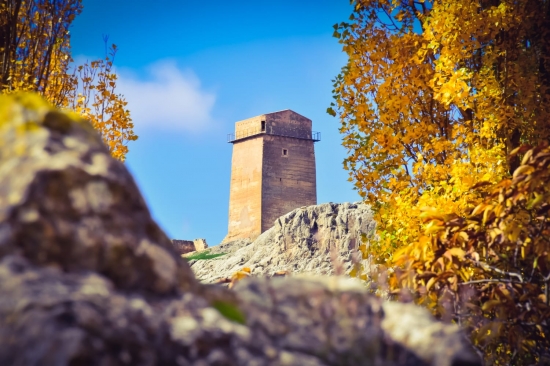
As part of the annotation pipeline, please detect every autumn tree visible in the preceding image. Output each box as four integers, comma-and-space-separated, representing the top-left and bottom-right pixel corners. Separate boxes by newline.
416, 142, 550, 364
0, 0, 137, 161
331, 0, 550, 363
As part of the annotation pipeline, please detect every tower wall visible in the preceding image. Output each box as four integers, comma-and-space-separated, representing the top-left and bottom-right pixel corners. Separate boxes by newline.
263, 109, 312, 138
261, 135, 316, 232
225, 135, 264, 242
234, 114, 265, 139
224, 110, 317, 243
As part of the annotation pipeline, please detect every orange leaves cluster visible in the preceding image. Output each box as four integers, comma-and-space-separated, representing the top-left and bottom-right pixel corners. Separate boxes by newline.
360, 143, 550, 364
332, 0, 550, 209
333, 0, 550, 363
1, 0, 136, 161
229, 267, 251, 289
410, 143, 550, 363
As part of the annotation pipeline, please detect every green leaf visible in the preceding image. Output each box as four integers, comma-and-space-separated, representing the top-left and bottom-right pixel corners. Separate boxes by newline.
212, 301, 246, 325
327, 107, 337, 117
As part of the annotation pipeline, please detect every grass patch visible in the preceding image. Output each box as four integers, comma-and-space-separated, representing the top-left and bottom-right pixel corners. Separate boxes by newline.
184, 251, 227, 261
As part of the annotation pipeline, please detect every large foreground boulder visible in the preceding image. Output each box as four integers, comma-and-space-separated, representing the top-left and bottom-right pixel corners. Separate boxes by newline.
0, 94, 481, 366
190, 202, 375, 283
0, 254, 481, 366
0, 94, 195, 295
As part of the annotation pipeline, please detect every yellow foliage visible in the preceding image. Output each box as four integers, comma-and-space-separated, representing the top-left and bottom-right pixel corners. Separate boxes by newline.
67, 44, 137, 161
228, 267, 251, 289
333, 0, 550, 364
0, 0, 137, 161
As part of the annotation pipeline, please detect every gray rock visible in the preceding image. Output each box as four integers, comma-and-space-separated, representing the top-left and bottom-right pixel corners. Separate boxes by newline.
234, 276, 482, 366
0, 94, 481, 366
0, 255, 245, 366
0, 255, 480, 366
0, 95, 195, 295
190, 202, 375, 283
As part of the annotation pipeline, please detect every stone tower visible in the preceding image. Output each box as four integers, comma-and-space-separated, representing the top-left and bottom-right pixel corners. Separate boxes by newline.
223, 110, 320, 243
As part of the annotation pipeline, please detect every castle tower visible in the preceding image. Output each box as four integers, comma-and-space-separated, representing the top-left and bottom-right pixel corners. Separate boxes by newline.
223, 110, 320, 242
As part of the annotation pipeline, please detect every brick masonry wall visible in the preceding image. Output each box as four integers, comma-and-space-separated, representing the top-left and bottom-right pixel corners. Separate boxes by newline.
265, 110, 312, 140
234, 115, 265, 139
261, 135, 316, 232
224, 136, 264, 242
171, 240, 195, 255
193, 239, 208, 251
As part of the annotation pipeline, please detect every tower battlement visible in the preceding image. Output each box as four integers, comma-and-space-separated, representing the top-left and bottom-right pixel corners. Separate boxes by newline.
223, 110, 320, 243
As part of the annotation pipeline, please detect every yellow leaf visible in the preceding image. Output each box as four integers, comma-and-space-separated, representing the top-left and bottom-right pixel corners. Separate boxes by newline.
426, 277, 437, 292
446, 248, 466, 260
482, 299, 501, 312
513, 165, 534, 178
471, 203, 487, 216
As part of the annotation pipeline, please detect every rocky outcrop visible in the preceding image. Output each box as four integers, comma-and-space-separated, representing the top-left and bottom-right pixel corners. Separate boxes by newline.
190, 202, 375, 283
0, 94, 481, 366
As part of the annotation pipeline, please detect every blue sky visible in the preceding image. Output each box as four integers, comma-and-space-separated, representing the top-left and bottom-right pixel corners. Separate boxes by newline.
70, 0, 360, 245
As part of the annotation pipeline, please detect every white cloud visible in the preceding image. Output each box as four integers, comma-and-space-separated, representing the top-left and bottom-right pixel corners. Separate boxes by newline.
117, 60, 216, 132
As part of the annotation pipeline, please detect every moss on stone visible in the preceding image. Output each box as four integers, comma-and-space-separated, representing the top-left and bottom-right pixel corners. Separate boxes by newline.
0, 92, 87, 132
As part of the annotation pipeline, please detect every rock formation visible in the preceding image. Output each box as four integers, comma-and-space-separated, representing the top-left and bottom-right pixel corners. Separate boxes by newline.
0, 94, 481, 366
190, 202, 375, 284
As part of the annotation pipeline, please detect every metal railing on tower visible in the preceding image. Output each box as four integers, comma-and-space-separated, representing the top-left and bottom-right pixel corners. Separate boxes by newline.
227, 128, 321, 143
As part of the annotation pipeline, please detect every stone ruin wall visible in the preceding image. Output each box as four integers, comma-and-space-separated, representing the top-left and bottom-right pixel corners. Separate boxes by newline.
171, 239, 208, 255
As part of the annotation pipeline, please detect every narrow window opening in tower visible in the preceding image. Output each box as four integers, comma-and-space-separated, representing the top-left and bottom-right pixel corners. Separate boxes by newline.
261, 121, 266, 132
282, 149, 288, 156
